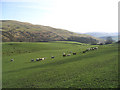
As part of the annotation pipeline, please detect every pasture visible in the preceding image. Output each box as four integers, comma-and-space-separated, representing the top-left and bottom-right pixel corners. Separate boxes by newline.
2, 41, 118, 88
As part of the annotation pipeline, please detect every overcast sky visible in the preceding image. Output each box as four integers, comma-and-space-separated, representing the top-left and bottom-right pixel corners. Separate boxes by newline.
1, 0, 119, 33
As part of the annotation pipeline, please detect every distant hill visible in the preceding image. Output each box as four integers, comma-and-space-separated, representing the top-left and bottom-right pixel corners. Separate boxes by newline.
99, 36, 119, 41
0, 20, 100, 44
84, 32, 118, 37
84, 32, 119, 41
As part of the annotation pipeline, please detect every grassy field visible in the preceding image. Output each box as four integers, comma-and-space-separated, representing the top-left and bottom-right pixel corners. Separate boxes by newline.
2, 41, 118, 88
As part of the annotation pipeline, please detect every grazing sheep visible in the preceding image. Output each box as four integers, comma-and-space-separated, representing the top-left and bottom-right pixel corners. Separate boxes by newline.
11, 59, 14, 62
90, 47, 93, 50
90, 48, 92, 50
92, 47, 95, 50
31, 59, 34, 62
51, 56, 55, 59
67, 54, 71, 56
36, 58, 39, 61
63, 54, 66, 57
39, 57, 45, 61
41, 58, 45, 60
86, 48, 90, 51
83, 51, 86, 53
39, 58, 42, 61
63, 53, 66, 57
73, 52, 76, 55
90, 47, 99, 50
94, 47, 98, 50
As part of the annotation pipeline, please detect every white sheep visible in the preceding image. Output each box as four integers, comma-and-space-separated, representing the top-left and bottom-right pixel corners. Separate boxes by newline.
67, 54, 71, 56
41, 58, 45, 60
51, 56, 55, 59
63, 53, 66, 57
36, 58, 39, 61
11, 59, 14, 62
31, 59, 34, 62
95, 47, 98, 49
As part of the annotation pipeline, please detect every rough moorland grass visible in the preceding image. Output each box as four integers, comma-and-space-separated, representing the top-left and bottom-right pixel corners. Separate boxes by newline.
2, 41, 118, 88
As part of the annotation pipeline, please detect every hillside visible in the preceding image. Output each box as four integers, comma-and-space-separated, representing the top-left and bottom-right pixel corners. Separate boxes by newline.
0, 20, 100, 44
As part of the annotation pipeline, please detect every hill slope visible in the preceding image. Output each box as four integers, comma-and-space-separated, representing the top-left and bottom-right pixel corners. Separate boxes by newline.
0, 20, 100, 43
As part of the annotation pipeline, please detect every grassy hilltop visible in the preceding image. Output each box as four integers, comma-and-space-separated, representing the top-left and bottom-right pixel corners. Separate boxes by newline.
2, 41, 118, 88
0, 20, 100, 44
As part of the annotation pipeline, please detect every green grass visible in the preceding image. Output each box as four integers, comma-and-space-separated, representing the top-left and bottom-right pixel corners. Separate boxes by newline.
2, 41, 118, 88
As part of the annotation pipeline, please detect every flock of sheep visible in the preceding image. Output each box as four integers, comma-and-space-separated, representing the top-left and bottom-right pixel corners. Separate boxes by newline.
10, 47, 98, 62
